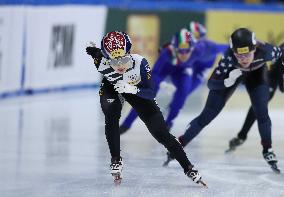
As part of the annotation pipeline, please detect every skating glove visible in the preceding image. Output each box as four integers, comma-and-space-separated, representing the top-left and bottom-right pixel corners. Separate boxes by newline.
86, 42, 103, 66
114, 81, 139, 94
224, 69, 242, 87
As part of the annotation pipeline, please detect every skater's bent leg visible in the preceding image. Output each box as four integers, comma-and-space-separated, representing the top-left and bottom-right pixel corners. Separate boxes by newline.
237, 83, 276, 141
146, 112, 194, 172
120, 72, 164, 130
104, 107, 122, 158
249, 84, 272, 150
181, 90, 226, 146
124, 94, 193, 173
166, 88, 190, 129
237, 106, 256, 140
166, 74, 201, 129
100, 80, 123, 158
238, 86, 277, 140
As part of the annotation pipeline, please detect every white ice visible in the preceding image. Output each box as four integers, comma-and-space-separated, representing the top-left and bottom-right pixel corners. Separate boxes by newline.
0, 89, 283, 197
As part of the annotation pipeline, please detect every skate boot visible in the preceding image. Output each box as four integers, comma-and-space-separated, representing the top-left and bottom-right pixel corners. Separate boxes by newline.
119, 125, 129, 135
225, 137, 245, 153
263, 149, 281, 174
186, 166, 208, 188
110, 157, 123, 185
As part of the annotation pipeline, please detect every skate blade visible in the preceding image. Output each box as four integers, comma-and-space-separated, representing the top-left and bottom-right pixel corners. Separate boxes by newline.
163, 160, 170, 167
271, 165, 281, 174
198, 180, 208, 188
114, 177, 122, 185
112, 173, 122, 185
225, 148, 235, 153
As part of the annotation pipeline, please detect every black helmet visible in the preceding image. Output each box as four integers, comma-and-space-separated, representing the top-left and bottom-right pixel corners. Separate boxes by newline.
230, 28, 257, 54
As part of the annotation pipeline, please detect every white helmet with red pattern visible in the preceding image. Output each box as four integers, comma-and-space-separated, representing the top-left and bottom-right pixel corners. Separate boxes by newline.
101, 31, 132, 59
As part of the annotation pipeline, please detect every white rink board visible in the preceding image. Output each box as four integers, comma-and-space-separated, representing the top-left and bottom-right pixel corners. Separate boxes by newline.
24, 6, 107, 89
0, 6, 24, 92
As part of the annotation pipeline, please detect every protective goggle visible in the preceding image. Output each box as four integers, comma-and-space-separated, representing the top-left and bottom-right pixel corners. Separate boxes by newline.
176, 48, 193, 54
234, 51, 254, 59
108, 55, 132, 66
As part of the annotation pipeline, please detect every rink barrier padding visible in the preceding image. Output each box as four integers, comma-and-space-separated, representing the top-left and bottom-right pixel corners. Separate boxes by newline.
0, 83, 100, 100
0, 2, 283, 100
1, 0, 284, 12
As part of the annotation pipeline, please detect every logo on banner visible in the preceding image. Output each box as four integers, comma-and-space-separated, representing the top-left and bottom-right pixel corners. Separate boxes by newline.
48, 24, 75, 68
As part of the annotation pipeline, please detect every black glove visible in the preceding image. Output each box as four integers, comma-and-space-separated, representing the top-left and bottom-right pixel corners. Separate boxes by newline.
86, 46, 103, 66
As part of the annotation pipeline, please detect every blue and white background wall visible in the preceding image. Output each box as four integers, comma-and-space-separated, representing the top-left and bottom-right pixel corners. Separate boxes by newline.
0, 0, 283, 109
0, 5, 107, 96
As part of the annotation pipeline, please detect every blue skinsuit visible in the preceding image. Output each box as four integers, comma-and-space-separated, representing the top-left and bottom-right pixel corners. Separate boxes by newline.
122, 39, 228, 129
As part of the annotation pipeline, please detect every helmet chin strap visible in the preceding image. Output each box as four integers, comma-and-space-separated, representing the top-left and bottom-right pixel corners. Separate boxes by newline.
252, 32, 257, 45
229, 37, 233, 49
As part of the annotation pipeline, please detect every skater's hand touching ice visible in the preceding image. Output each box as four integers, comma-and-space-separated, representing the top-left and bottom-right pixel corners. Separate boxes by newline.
114, 81, 139, 94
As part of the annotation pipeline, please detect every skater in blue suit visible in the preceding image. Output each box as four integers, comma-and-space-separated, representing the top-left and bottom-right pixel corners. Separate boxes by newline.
120, 23, 228, 134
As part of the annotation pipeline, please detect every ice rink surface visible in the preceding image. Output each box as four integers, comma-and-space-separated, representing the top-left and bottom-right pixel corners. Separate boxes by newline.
0, 90, 283, 197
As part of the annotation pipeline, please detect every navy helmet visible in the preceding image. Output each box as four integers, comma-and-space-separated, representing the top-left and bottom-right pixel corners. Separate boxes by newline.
230, 28, 257, 54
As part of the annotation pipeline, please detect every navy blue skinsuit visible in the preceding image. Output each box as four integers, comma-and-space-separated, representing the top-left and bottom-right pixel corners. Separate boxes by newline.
179, 42, 284, 152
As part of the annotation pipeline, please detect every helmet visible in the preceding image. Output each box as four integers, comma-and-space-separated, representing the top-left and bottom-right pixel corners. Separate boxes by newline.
230, 28, 257, 54
189, 21, 206, 40
171, 28, 195, 51
101, 31, 132, 59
